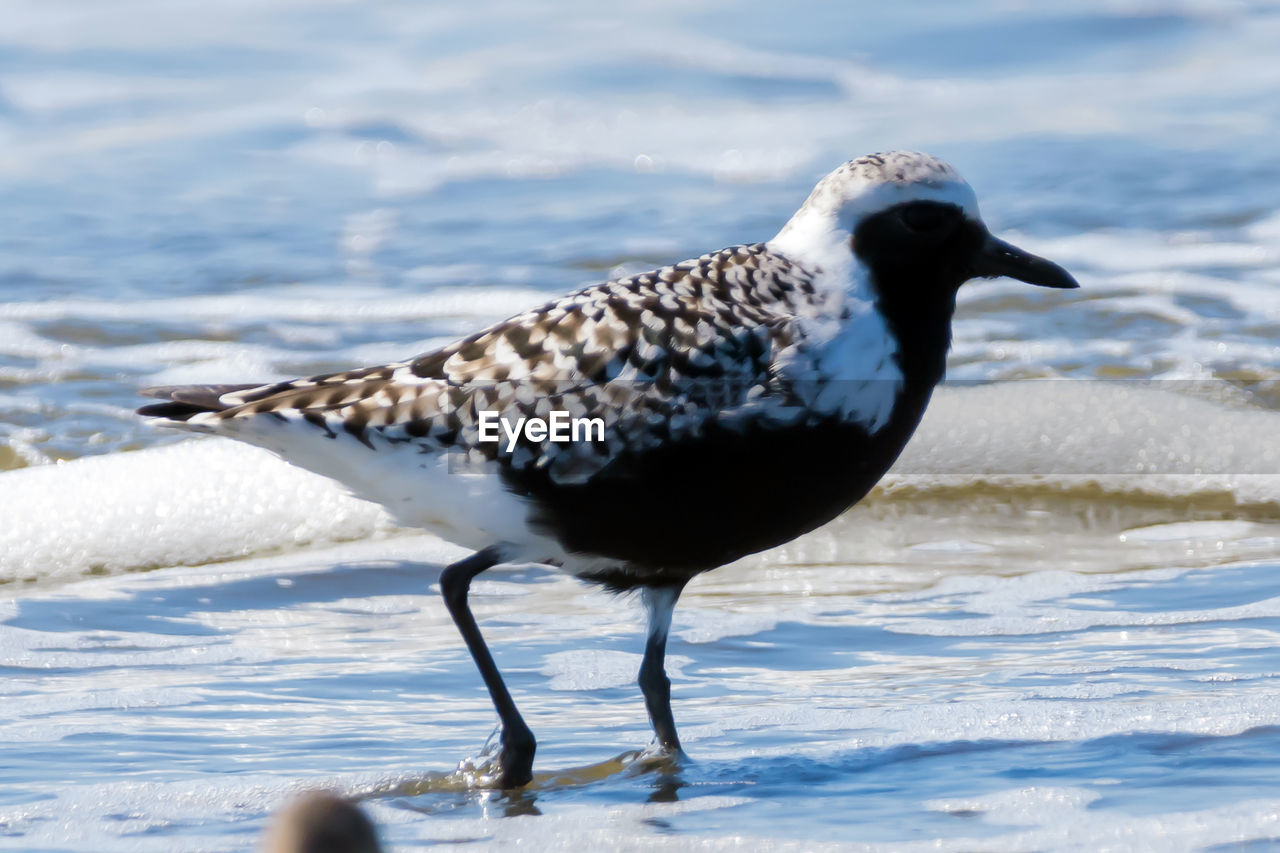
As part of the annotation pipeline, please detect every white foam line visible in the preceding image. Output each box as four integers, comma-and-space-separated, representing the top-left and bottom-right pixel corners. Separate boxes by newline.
3, 382, 1278, 584
0, 439, 395, 583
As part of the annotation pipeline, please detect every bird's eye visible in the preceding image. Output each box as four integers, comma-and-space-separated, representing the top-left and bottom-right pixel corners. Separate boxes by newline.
900, 203, 955, 232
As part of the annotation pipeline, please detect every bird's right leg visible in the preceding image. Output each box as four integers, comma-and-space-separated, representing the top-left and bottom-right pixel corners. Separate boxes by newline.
639, 583, 686, 754
439, 547, 536, 788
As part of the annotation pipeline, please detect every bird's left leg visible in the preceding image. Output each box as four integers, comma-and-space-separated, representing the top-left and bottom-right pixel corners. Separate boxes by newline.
440, 546, 535, 788
638, 583, 686, 753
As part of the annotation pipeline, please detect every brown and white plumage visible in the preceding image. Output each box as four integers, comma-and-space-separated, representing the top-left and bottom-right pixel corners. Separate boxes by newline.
142, 241, 894, 485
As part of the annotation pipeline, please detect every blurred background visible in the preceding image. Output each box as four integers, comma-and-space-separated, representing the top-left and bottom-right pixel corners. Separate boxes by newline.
3, 0, 1278, 466
4, 2, 1280, 851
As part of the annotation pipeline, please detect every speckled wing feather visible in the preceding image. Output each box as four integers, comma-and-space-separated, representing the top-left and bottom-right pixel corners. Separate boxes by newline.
163, 244, 822, 484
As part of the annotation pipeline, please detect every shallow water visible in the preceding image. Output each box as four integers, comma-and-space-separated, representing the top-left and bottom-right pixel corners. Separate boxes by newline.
3, 0, 1280, 849
7, 535, 1280, 850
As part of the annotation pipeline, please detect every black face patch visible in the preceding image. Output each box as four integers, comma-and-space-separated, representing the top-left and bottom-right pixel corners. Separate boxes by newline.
853, 202, 987, 297
851, 202, 987, 388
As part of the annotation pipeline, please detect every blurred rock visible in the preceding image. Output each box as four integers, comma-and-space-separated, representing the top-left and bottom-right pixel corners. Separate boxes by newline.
262, 791, 382, 853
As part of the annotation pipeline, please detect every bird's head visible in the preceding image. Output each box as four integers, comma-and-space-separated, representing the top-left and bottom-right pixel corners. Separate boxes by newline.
769, 152, 1078, 312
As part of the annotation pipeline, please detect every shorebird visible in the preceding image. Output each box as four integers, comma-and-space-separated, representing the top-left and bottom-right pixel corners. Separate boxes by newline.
139, 151, 1077, 788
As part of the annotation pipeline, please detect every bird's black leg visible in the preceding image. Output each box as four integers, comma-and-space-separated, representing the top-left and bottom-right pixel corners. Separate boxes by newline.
439, 547, 535, 788
639, 583, 686, 753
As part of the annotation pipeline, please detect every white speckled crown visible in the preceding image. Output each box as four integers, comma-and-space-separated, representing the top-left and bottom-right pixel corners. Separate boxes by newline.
770, 151, 981, 270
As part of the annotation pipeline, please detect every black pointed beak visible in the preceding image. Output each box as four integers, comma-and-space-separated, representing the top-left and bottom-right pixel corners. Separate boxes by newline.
971, 233, 1079, 289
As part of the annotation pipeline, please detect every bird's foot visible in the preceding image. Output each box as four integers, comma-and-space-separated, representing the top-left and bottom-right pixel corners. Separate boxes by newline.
457, 722, 536, 790
494, 725, 536, 789
626, 738, 689, 775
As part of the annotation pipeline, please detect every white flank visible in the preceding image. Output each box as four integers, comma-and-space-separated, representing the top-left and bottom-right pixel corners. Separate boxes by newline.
210, 412, 619, 575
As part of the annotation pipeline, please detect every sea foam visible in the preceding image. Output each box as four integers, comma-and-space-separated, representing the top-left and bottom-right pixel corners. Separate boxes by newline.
2, 382, 1277, 585
0, 439, 393, 585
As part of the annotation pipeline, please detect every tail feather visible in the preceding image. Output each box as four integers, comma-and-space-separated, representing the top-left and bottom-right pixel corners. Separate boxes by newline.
137, 383, 262, 422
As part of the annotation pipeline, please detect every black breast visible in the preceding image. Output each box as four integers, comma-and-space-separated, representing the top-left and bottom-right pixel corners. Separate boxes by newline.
503, 384, 936, 589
